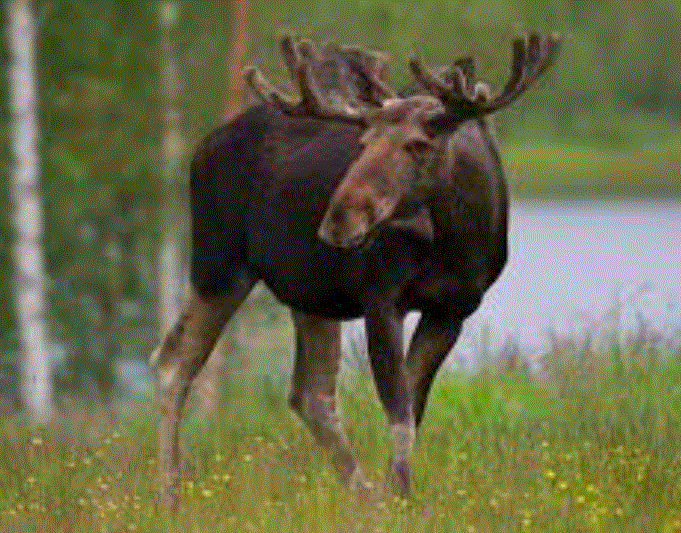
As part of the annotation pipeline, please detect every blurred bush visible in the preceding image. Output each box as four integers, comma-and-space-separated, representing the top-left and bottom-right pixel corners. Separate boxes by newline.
0, 0, 679, 399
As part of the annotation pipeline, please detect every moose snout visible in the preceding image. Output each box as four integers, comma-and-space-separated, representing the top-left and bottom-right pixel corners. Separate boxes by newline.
318, 202, 376, 248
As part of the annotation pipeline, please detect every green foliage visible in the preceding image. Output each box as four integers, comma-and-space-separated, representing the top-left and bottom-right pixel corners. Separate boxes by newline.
1, 0, 680, 397
1, 8, 17, 399
0, 6, 15, 356
35, 1, 166, 395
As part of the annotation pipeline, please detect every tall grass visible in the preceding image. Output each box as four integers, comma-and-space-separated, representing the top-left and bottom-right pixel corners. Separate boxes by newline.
2, 342, 681, 532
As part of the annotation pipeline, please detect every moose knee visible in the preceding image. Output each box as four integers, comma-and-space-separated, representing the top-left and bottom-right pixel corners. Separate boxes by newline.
149, 317, 187, 370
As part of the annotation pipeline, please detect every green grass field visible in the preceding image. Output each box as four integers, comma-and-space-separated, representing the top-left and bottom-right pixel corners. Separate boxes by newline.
2, 344, 681, 533
503, 137, 681, 198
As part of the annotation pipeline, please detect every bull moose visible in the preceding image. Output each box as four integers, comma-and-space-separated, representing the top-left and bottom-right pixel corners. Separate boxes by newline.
149, 33, 560, 503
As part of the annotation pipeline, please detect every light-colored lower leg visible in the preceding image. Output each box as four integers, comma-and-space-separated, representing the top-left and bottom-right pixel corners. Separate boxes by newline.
150, 277, 254, 505
364, 305, 414, 495
289, 311, 360, 484
389, 419, 415, 496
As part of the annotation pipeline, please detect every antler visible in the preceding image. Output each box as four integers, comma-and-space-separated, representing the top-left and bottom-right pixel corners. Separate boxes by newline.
330, 43, 398, 104
410, 32, 561, 131
244, 36, 397, 124
246, 32, 560, 129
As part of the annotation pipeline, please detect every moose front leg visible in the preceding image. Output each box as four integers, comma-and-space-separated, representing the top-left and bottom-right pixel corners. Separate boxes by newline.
148, 274, 255, 506
364, 304, 413, 495
405, 312, 463, 427
289, 311, 362, 487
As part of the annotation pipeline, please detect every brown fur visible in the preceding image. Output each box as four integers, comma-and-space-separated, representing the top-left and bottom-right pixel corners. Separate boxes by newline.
150, 33, 559, 503
149, 107, 506, 504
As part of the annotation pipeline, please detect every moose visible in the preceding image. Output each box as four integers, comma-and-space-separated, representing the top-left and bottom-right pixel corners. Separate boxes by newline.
149, 33, 560, 503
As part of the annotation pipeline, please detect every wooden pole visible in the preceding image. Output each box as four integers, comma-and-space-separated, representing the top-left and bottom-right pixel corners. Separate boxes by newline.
222, 0, 252, 121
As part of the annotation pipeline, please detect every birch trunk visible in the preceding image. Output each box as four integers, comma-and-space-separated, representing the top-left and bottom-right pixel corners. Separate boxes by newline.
158, 1, 185, 336
7, 0, 52, 419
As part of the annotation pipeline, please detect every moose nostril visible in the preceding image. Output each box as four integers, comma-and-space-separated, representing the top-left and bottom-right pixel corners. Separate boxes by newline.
331, 209, 345, 225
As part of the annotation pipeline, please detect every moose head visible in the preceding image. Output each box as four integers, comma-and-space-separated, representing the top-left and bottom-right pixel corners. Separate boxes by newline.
321, 34, 561, 247
247, 33, 560, 247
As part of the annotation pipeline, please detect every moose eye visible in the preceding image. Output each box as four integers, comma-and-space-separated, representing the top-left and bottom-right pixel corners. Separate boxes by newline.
404, 138, 433, 160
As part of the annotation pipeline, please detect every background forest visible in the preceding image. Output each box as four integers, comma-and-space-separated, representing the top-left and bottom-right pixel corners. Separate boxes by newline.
1, 0, 680, 400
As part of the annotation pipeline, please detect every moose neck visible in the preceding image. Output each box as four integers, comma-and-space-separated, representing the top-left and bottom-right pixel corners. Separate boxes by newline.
423, 119, 508, 257
421, 135, 460, 247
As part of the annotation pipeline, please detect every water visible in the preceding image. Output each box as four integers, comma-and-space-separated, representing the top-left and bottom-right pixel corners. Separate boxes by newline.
344, 198, 681, 364
119, 198, 681, 391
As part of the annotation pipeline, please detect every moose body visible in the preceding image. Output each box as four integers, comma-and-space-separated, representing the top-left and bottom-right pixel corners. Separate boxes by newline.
193, 102, 461, 318
150, 34, 558, 503
194, 99, 509, 315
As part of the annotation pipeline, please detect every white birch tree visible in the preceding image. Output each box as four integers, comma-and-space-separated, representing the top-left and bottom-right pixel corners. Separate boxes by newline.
7, 0, 52, 419
158, 1, 185, 336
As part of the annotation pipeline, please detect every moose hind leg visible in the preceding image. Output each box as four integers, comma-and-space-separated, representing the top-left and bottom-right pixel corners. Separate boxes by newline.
289, 311, 360, 486
149, 272, 255, 505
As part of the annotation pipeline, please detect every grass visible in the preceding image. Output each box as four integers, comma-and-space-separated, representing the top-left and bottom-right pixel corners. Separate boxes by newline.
2, 345, 681, 532
503, 137, 681, 198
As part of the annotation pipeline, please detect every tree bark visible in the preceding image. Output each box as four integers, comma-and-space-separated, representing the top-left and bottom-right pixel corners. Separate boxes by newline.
158, 1, 186, 337
222, 0, 252, 122
8, 0, 52, 419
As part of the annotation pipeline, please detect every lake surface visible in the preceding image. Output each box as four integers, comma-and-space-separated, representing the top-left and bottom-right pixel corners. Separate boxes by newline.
344, 198, 681, 365
119, 198, 681, 393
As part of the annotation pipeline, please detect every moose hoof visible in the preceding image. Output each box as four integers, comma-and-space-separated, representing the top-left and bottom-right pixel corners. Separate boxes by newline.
349, 467, 378, 501
348, 467, 367, 490
156, 455, 195, 509
156, 483, 180, 510
388, 460, 411, 497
